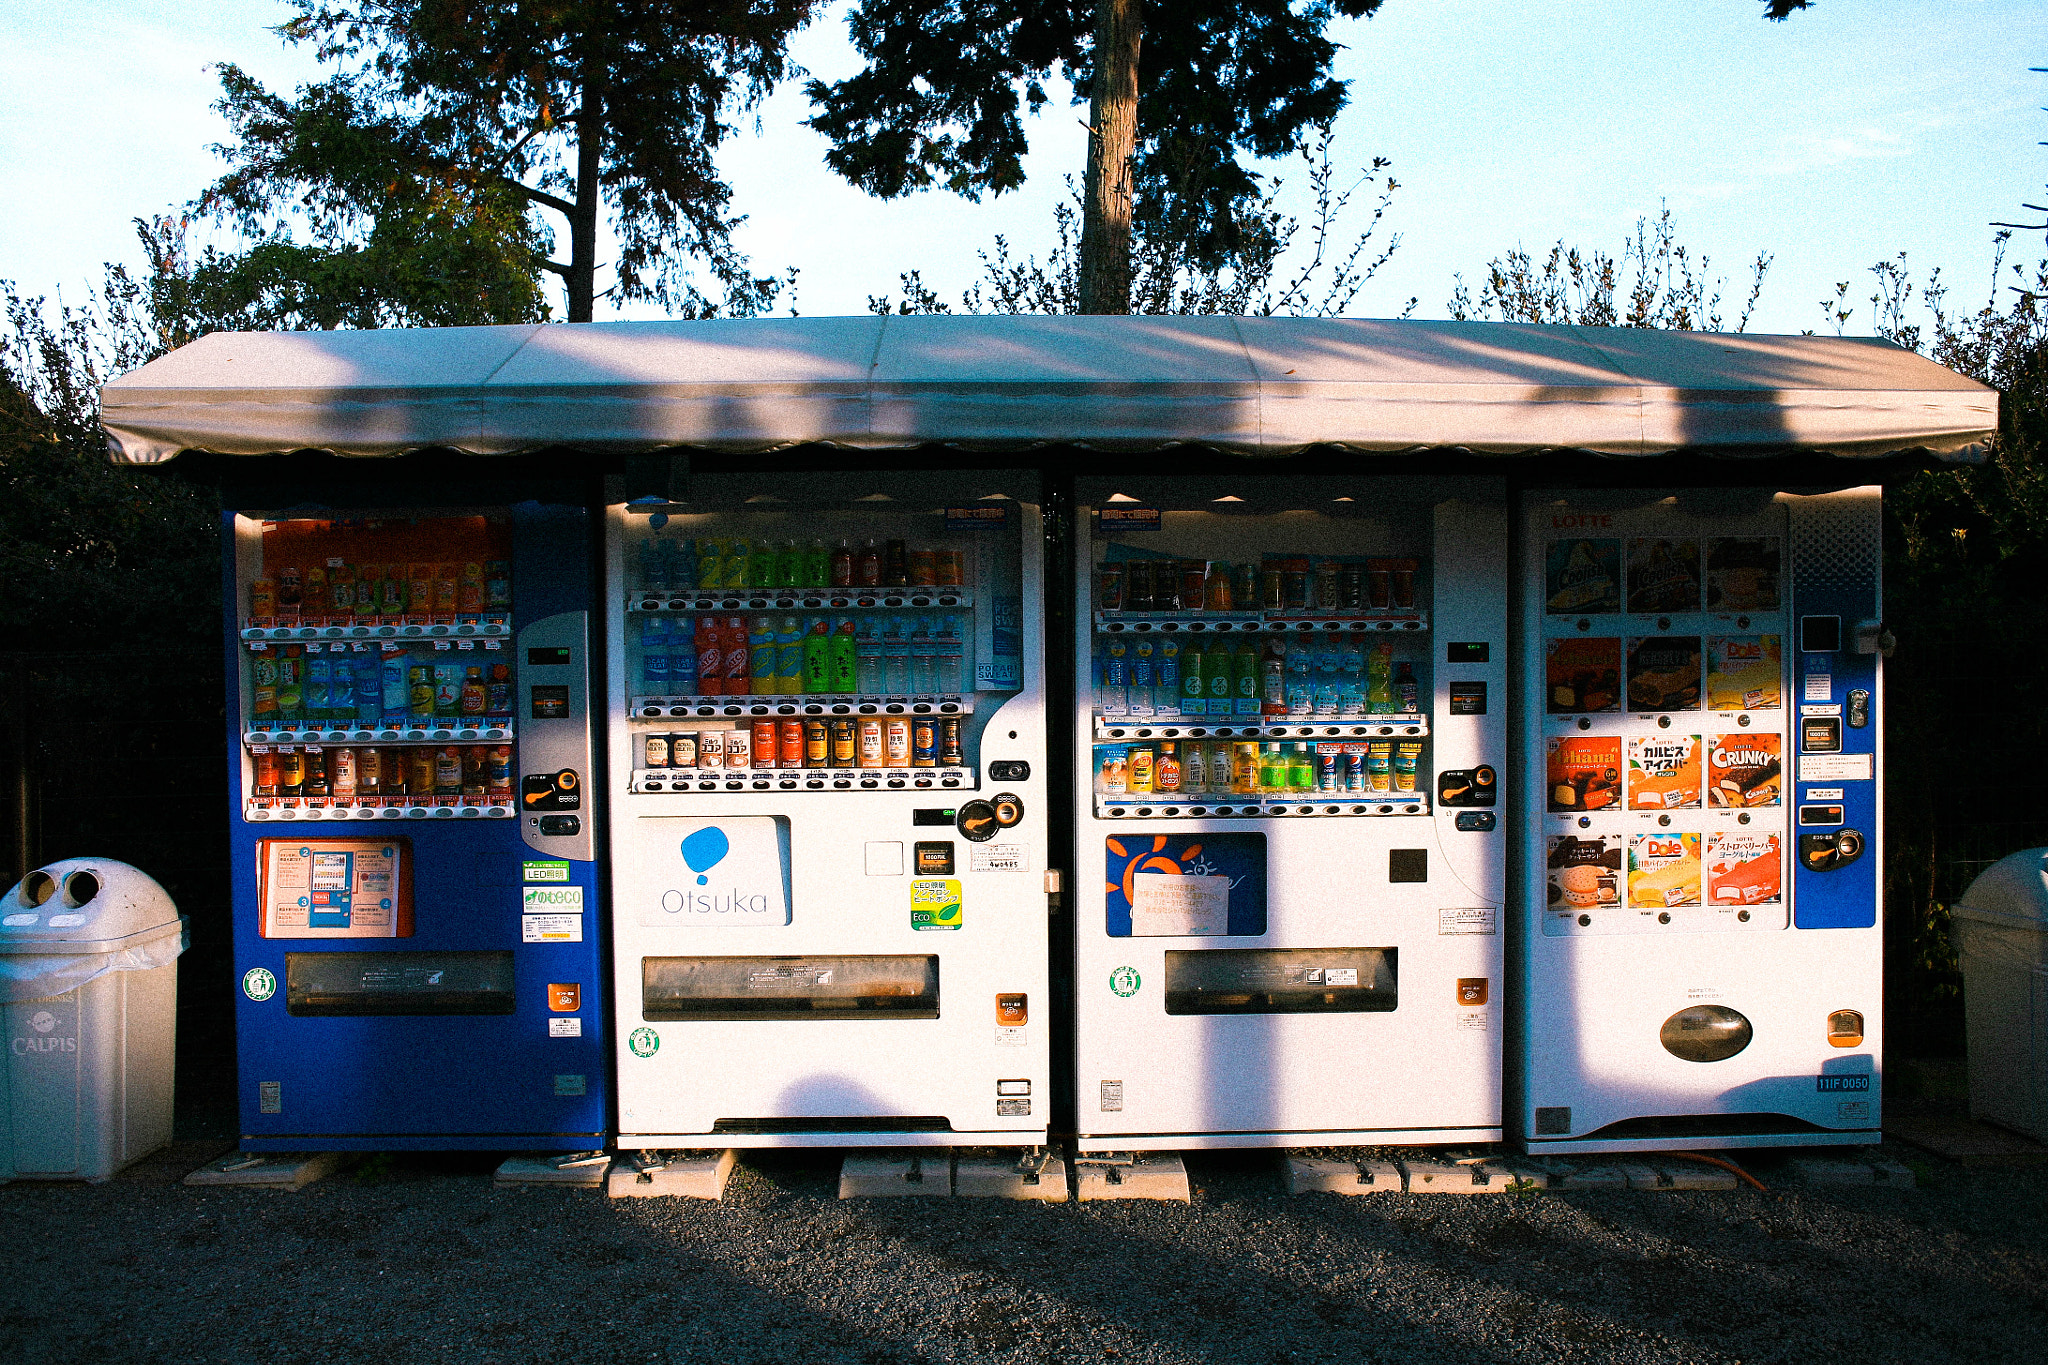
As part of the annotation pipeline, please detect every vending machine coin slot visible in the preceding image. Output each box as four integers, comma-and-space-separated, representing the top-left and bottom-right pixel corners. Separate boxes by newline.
1799, 828, 1864, 872
1449, 682, 1488, 715
988, 760, 1031, 781
1847, 689, 1870, 728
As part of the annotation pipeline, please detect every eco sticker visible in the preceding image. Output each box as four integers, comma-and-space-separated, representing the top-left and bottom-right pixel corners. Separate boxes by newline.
910, 878, 963, 931
242, 967, 277, 1002
1109, 965, 1142, 997
627, 1026, 660, 1058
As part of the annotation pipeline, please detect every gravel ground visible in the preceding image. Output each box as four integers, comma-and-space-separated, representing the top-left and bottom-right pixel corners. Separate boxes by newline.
4, 1133, 2045, 1365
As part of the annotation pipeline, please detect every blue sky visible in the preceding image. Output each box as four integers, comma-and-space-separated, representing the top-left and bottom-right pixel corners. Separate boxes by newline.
2, 0, 2042, 336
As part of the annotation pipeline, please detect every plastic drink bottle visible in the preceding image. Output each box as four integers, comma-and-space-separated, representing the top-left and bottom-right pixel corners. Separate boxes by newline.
884, 618, 911, 693
803, 539, 831, 589
725, 540, 751, 588
935, 617, 963, 694
672, 539, 698, 590
642, 614, 670, 692
775, 539, 802, 589
749, 616, 778, 694
802, 617, 832, 693
1100, 636, 1129, 715
723, 616, 751, 691
1339, 636, 1365, 717
1394, 661, 1419, 713
776, 616, 804, 694
1286, 642, 1313, 716
1156, 638, 1181, 716
831, 539, 854, 588
639, 536, 668, 592
695, 617, 723, 696
910, 622, 936, 693
1261, 641, 1288, 717
856, 620, 884, 694
1178, 644, 1205, 717
830, 617, 858, 693
1233, 642, 1260, 716
1128, 638, 1155, 716
697, 539, 724, 590
670, 618, 698, 694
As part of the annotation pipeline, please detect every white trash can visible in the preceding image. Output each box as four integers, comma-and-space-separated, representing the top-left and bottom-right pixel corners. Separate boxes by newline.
2, 859, 187, 1182
1953, 848, 2048, 1142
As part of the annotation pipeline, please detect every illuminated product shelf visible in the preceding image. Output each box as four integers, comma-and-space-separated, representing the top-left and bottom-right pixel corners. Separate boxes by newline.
240, 621, 511, 641
1094, 610, 1427, 634
627, 589, 972, 613
1094, 716, 1427, 741
630, 767, 972, 793
245, 723, 515, 745
1096, 796, 1429, 819
246, 802, 515, 821
630, 694, 972, 719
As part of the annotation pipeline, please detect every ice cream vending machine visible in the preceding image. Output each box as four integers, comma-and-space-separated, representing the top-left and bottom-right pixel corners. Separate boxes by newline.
1073, 476, 1509, 1150
224, 488, 607, 1150
1516, 486, 1883, 1152
605, 471, 1049, 1148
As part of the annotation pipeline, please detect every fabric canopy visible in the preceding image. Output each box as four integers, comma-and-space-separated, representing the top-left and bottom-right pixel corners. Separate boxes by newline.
99, 314, 1996, 465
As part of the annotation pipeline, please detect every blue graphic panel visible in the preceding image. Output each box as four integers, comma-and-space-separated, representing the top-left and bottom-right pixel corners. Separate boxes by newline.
1105, 833, 1267, 937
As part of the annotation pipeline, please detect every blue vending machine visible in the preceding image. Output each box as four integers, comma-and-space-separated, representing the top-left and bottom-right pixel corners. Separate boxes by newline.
223, 472, 606, 1151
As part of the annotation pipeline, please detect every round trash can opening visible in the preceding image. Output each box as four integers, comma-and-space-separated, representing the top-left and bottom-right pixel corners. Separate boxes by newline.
64, 870, 100, 907
19, 869, 56, 907
1660, 1004, 1753, 1062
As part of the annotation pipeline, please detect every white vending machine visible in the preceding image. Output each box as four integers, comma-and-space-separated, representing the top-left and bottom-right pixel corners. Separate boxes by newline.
1072, 475, 1508, 1150
1516, 486, 1883, 1153
606, 470, 1049, 1149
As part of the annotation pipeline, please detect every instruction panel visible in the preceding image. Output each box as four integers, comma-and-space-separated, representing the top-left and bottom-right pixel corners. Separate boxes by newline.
259, 838, 409, 939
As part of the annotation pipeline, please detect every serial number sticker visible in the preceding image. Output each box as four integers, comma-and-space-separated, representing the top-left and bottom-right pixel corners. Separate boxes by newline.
1439, 906, 1498, 936
996, 1098, 1031, 1117
970, 844, 1029, 873
522, 913, 583, 943
524, 860, 572, 883
523, 886, 585, 911
1798, 754, 1873, 783
1100, 1080, 1125, 1113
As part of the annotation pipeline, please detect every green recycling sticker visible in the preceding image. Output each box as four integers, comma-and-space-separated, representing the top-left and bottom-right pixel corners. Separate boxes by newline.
628, 1027, 661, 1058
1109, 965, 1142, 998
243, 967, 277, 1002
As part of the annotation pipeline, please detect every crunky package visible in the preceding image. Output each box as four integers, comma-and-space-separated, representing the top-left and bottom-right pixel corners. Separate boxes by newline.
1629, 833, 1701, 909
1707, 733, 1782, 807
1547, 736, 1622, 813
1707, 832, 1783, 906
1627, 734, 1703, 810
1705, 635, 1782, 711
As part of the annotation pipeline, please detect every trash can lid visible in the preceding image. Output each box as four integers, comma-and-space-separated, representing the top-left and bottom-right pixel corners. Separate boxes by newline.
1, 858, 182, 950
1953, 848, 2048, 930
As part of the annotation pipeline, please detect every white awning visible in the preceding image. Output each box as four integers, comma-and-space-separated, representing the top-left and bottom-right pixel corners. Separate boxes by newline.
99, 314, 1996, 465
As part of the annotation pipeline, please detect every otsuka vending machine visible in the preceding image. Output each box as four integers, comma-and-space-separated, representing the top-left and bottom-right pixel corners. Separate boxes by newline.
1073, 474, 1508, 1150
605, 469, 1048, 1148
1516, 486, 1882, 1152
224, 477, 607, 1151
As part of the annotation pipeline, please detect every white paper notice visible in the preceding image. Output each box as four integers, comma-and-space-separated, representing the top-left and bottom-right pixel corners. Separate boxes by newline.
995, 1026, 1028, 1048
1798, 754, 1873, 782
1439, 906, 1499, 936
1129, 873, 1230, 936
548, 1017, 583, 1037
522, 913, 584, 943
971, 844, 1030, 873
1803, 673, 1832, 702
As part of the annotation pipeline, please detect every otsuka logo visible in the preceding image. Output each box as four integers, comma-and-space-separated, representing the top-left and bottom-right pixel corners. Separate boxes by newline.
660, 825, 773, 917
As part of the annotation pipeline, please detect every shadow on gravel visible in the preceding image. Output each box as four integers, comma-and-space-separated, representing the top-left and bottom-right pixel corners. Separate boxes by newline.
6, 1141, 2048, 1365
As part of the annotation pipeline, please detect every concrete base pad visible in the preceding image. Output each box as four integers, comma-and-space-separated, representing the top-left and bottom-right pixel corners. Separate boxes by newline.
1648, 1160, 1742, 1191
1401, 1159, 1526, 1194
839, 1151, 952, 1198
955, 1153, 1069, 1201
1074, 1153, 1190, 1202
1787, 1155, 1920, 1187
607, 1149, 737, 1200
184, 1151, 351, 1190
495, 1153, 611, 1188
1287, 1156, 1402, 1195
1556, 1163, 1632, 1190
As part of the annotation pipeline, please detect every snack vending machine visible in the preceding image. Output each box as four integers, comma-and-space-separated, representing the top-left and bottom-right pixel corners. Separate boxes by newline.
1516, 487, 1883, 1152
605, 471, 1048, 1148
225, 491, 606, 1150
1073, 476, 1508, 1149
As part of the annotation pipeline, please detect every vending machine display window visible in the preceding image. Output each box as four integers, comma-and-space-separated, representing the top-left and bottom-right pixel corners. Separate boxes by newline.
613, 494, 1025, 794
233, 511, 521, 823
1085, 499, 1436, 819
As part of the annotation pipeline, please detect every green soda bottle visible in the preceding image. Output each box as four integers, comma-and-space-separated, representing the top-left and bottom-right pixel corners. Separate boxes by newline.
749, 539, 776, 589
725, 539, 752, 588
1233, 642, 1260, 717
1286, 743, 1315, 792
1179, 644, 1205, 717
803, 539, 831, 589
802, 617, 832, 692
1257, 742, 1286, 792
